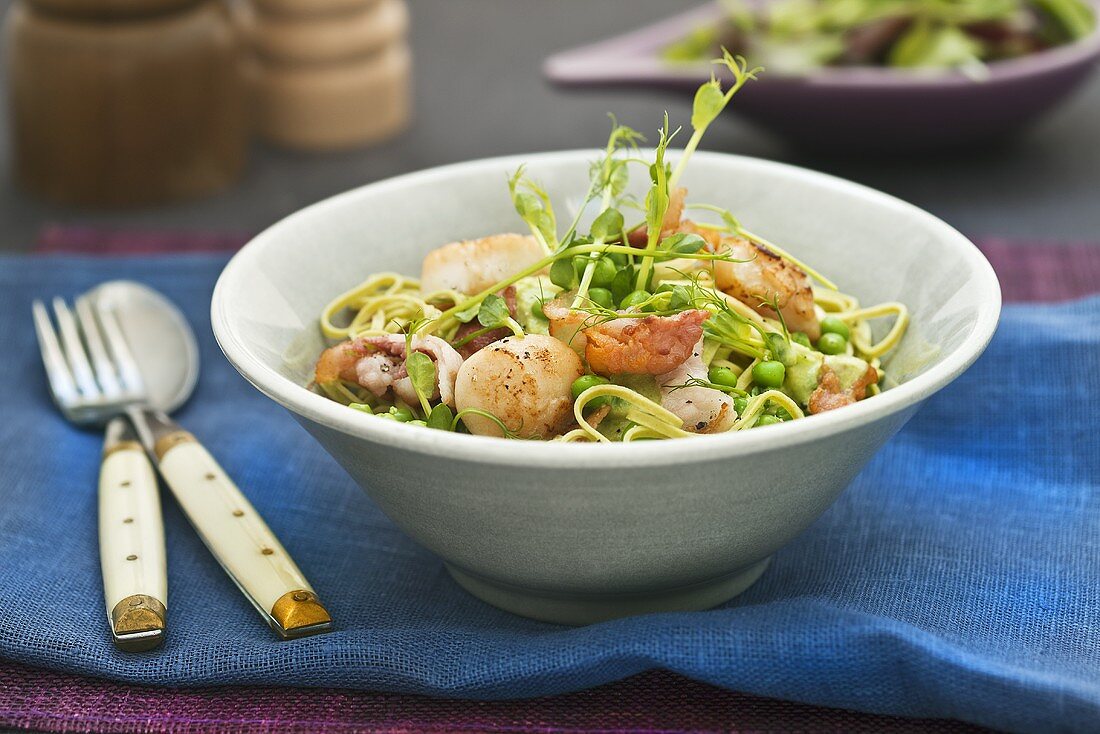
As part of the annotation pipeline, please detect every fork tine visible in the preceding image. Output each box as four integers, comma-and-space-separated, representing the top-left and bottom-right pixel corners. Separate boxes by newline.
75, 296, 123, 398
33, 300, 80, 406
52, 297, 100, 399
96, 301, 146, 397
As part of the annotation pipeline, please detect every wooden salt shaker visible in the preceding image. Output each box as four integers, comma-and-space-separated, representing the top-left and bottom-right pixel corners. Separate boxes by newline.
4, 0, 248, 207
244, 0, 411, 150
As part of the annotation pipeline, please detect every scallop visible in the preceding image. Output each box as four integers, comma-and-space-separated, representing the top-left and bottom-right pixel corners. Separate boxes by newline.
455, 334, 583, 439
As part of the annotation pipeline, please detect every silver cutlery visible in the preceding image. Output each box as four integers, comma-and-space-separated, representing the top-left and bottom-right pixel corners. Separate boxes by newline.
34, 281, 333, 643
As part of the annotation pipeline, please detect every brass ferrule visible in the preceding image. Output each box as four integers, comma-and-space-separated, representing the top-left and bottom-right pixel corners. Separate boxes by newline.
110, 594, 167, 652
103, 440, 144, 459
153, 430, 196, 461
270, 590, 333, 639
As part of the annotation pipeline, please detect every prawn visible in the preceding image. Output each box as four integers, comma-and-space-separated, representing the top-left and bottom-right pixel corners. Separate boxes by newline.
657, 338, 737, 433
420, 233, 545, 295
712, 237, 821, 340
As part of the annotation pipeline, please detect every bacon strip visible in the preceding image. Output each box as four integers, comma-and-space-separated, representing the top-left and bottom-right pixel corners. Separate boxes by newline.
584, 309, 709, 376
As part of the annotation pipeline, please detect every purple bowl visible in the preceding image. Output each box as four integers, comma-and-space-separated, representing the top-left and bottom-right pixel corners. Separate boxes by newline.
544, 2, 1100, 151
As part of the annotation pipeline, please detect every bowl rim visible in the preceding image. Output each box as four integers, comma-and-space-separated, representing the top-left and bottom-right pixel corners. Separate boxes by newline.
543, 0, 1100, 90
211, 149, 1002, 469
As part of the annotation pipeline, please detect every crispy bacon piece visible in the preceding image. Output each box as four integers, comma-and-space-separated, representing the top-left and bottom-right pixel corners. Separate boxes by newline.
584, 309, 709, 376
808, 364, 879, 415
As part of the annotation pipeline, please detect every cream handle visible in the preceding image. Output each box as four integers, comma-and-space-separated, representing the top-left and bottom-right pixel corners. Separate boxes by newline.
98, 421, 167, 652
154, 433, 332, 638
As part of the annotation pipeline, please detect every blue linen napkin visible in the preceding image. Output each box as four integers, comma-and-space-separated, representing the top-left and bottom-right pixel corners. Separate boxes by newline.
0, 254, 1097, 734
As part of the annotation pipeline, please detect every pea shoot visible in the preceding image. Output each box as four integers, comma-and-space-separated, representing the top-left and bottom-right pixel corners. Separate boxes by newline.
620, 290, 652, 310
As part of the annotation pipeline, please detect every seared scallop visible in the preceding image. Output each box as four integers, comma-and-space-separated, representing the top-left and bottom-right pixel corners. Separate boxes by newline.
454, 334, 583, 438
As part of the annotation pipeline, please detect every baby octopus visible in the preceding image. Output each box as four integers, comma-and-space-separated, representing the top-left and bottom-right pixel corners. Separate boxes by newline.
315, 334, 463, 408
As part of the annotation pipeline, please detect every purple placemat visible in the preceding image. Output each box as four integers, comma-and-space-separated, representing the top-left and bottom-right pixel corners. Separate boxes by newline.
35, 226, 252, 256
6, 228, 1097, 734
0, 660, 988, 734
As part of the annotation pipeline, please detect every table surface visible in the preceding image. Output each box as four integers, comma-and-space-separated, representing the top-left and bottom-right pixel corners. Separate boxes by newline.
1, 0, 1099, 253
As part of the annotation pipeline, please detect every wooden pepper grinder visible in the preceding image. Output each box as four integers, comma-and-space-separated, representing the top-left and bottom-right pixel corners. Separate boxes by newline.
242, 0, 411, 150
4, 0, 248, 207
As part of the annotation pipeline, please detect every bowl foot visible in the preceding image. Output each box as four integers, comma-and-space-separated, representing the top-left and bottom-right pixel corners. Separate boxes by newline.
446, 557, 772, 625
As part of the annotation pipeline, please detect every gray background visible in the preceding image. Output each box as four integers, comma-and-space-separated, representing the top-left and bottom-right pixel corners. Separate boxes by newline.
1, 0, 1098, 253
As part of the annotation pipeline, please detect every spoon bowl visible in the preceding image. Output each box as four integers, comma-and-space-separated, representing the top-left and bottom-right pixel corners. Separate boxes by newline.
87, 280, 200, 415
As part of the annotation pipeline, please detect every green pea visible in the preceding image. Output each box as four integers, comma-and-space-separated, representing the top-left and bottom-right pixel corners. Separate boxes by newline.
817, 332, 847, 355
619, 290, 651, 310
752, 360, 786, 389
608, 252, 629, 268
733, 397, 748, 415
587, 287, 615, 309
590, 258, 618, 288
389, 406, 415, 422
791, 331, 812, 348
550, 258, 577, 290
572, 374, 611, 410
820, 316, 850, 340
755, 414, 780, 427
707, 366, 740, 389
571, 374, 610, 399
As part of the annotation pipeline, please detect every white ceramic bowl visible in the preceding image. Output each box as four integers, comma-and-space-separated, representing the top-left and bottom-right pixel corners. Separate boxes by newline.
212, 151, 1001, 625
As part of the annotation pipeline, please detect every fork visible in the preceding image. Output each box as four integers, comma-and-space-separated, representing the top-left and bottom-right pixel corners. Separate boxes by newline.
33, 296, 167, 652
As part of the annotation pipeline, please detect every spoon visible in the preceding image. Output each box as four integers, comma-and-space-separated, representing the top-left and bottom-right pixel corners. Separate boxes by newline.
87, 280, 333, 639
